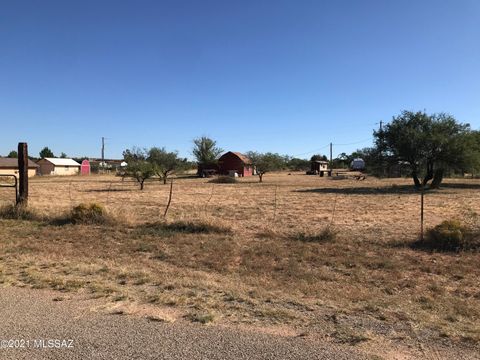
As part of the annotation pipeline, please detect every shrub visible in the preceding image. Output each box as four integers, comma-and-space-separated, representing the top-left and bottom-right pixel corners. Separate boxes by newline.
70, 203, 112, 225
208, 176, 237, 184
294, 226, 337, 243
417, 220, 480, 252
139, 220, 231, 235
185, 312, 215, 324
0, 204, 38, 220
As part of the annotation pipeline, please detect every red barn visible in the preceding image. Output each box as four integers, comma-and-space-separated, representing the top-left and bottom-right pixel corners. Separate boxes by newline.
218, 152, 253, 177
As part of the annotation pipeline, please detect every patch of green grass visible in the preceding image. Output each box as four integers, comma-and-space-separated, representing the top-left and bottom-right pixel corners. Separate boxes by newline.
293, 227, 336, 243
185, 312, 215, 324
0, 204, 39, 220
139, 220, 231, 235
332, 327, 369, 345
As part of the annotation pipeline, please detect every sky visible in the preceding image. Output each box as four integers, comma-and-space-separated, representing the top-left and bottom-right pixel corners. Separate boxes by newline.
1, 0, 479, 160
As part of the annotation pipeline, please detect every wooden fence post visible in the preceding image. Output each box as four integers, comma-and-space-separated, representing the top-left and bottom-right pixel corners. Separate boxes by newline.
164, 180, 174, 218
17, 142, 29, 206
420, 187, 424, 241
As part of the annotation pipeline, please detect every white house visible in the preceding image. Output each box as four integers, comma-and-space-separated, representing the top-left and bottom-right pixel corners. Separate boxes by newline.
37, 158, 81, 176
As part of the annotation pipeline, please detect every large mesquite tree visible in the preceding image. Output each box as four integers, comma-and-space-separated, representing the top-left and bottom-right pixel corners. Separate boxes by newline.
375, 111, 475, 189
123, 147, 156, 190
148, 147, 186, 184
246, 151, 286, 182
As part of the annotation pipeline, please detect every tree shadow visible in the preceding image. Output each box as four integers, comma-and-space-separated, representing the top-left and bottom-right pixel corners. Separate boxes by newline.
437, 182, 480, 190
81, 188, 133, 193
297, 181, 480, 195
296, 185, 416, 195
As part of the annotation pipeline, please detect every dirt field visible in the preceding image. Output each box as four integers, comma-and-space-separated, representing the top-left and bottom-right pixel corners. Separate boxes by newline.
1, 173, 479, 358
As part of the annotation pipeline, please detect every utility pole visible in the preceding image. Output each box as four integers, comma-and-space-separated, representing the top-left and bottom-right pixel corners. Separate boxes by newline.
101, 137, 105, 173
17, 142, 29, 206
329, 142, 333, 176
329, 142, 333, 165
101, 137, 105, 164
379, 120, 383, 132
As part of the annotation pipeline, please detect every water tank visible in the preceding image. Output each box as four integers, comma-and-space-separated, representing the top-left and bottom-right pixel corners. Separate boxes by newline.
350, 158, 365, 171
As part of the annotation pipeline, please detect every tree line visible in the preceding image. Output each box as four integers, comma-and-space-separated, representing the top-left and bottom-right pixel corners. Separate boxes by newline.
5, 147, 68, 160
5, 110, 478, 190
348, 111, 480, 189
121, 137, 326, 189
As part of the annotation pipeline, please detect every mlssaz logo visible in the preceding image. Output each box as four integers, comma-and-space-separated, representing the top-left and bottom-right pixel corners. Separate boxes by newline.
34, 339, 74, 349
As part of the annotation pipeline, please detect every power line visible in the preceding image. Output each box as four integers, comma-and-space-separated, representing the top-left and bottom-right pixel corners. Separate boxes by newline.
291, 143, 330, 157
333, 138, 372, 146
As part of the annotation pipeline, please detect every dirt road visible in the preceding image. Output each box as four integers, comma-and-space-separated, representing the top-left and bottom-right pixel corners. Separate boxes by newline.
0, 287, 365, 360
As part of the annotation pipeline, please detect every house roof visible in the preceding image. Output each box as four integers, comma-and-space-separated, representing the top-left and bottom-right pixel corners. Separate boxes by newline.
313, 160, 329, 164
220, 151, 252, 164
0, 157, 39, 169
41, 158, 81, 166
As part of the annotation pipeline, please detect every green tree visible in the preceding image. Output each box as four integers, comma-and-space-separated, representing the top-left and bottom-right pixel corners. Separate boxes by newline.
310, 154, 328, 162
346, 147, 384, 175
39, 147, 54, 158
287, 157, 310, 171
60, 152, 68, 158
148, 147, 186, 184
7, 150, 18, 158
122, 147, 156, 190
332, 152, 351, 169
461, 130, 480, 176
192, 137, 223, 174
375, 110, 473, 188
246, 151, 285, 182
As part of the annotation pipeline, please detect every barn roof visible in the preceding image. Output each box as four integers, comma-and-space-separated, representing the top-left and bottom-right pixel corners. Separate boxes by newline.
0, 157, 39, 169
220, 151, 252, 164
41, 158, 81, 166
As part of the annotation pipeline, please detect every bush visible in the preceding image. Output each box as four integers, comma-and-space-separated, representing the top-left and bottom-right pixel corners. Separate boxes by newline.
208, 176, 237, 184
184, 312, 215, 324
70, 203, 112, 225
294, 226, 337, 243
0, 203, 38, 220
417, 220, 480, 252
139, 220, 231, 235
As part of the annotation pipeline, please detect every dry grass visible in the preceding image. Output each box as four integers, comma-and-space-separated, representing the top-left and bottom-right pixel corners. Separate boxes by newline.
0, 203, 40, 220
0, 173, 479, 355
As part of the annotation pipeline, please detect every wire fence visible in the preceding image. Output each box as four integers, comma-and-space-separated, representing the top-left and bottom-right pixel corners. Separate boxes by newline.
1, 176, 479, 239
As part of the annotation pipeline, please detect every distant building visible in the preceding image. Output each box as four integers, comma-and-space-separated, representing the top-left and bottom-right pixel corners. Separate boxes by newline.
0, 157, 38, 178
80, 159, 91, 175
37, 158, 81, 176
88, 159, 126, 173
218, 152, 253, 177
310, 160, 330, 176
350, 158, 366, 171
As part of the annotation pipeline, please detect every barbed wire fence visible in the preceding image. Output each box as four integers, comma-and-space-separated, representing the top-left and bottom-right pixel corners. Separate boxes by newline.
7, 175, 458, 241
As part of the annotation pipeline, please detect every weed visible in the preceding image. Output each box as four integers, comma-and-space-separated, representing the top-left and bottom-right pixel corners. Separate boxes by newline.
140, 220, 231, 235
69, 203, 113, 225
185, 312, 215, 324
332, 327, 369, 345
0, 204, 39, 220
294, 227, 336, 243
414, 220, 480, 252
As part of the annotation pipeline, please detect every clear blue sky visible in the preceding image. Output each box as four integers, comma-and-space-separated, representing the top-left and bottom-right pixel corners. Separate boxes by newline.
1, 0, 479, 160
